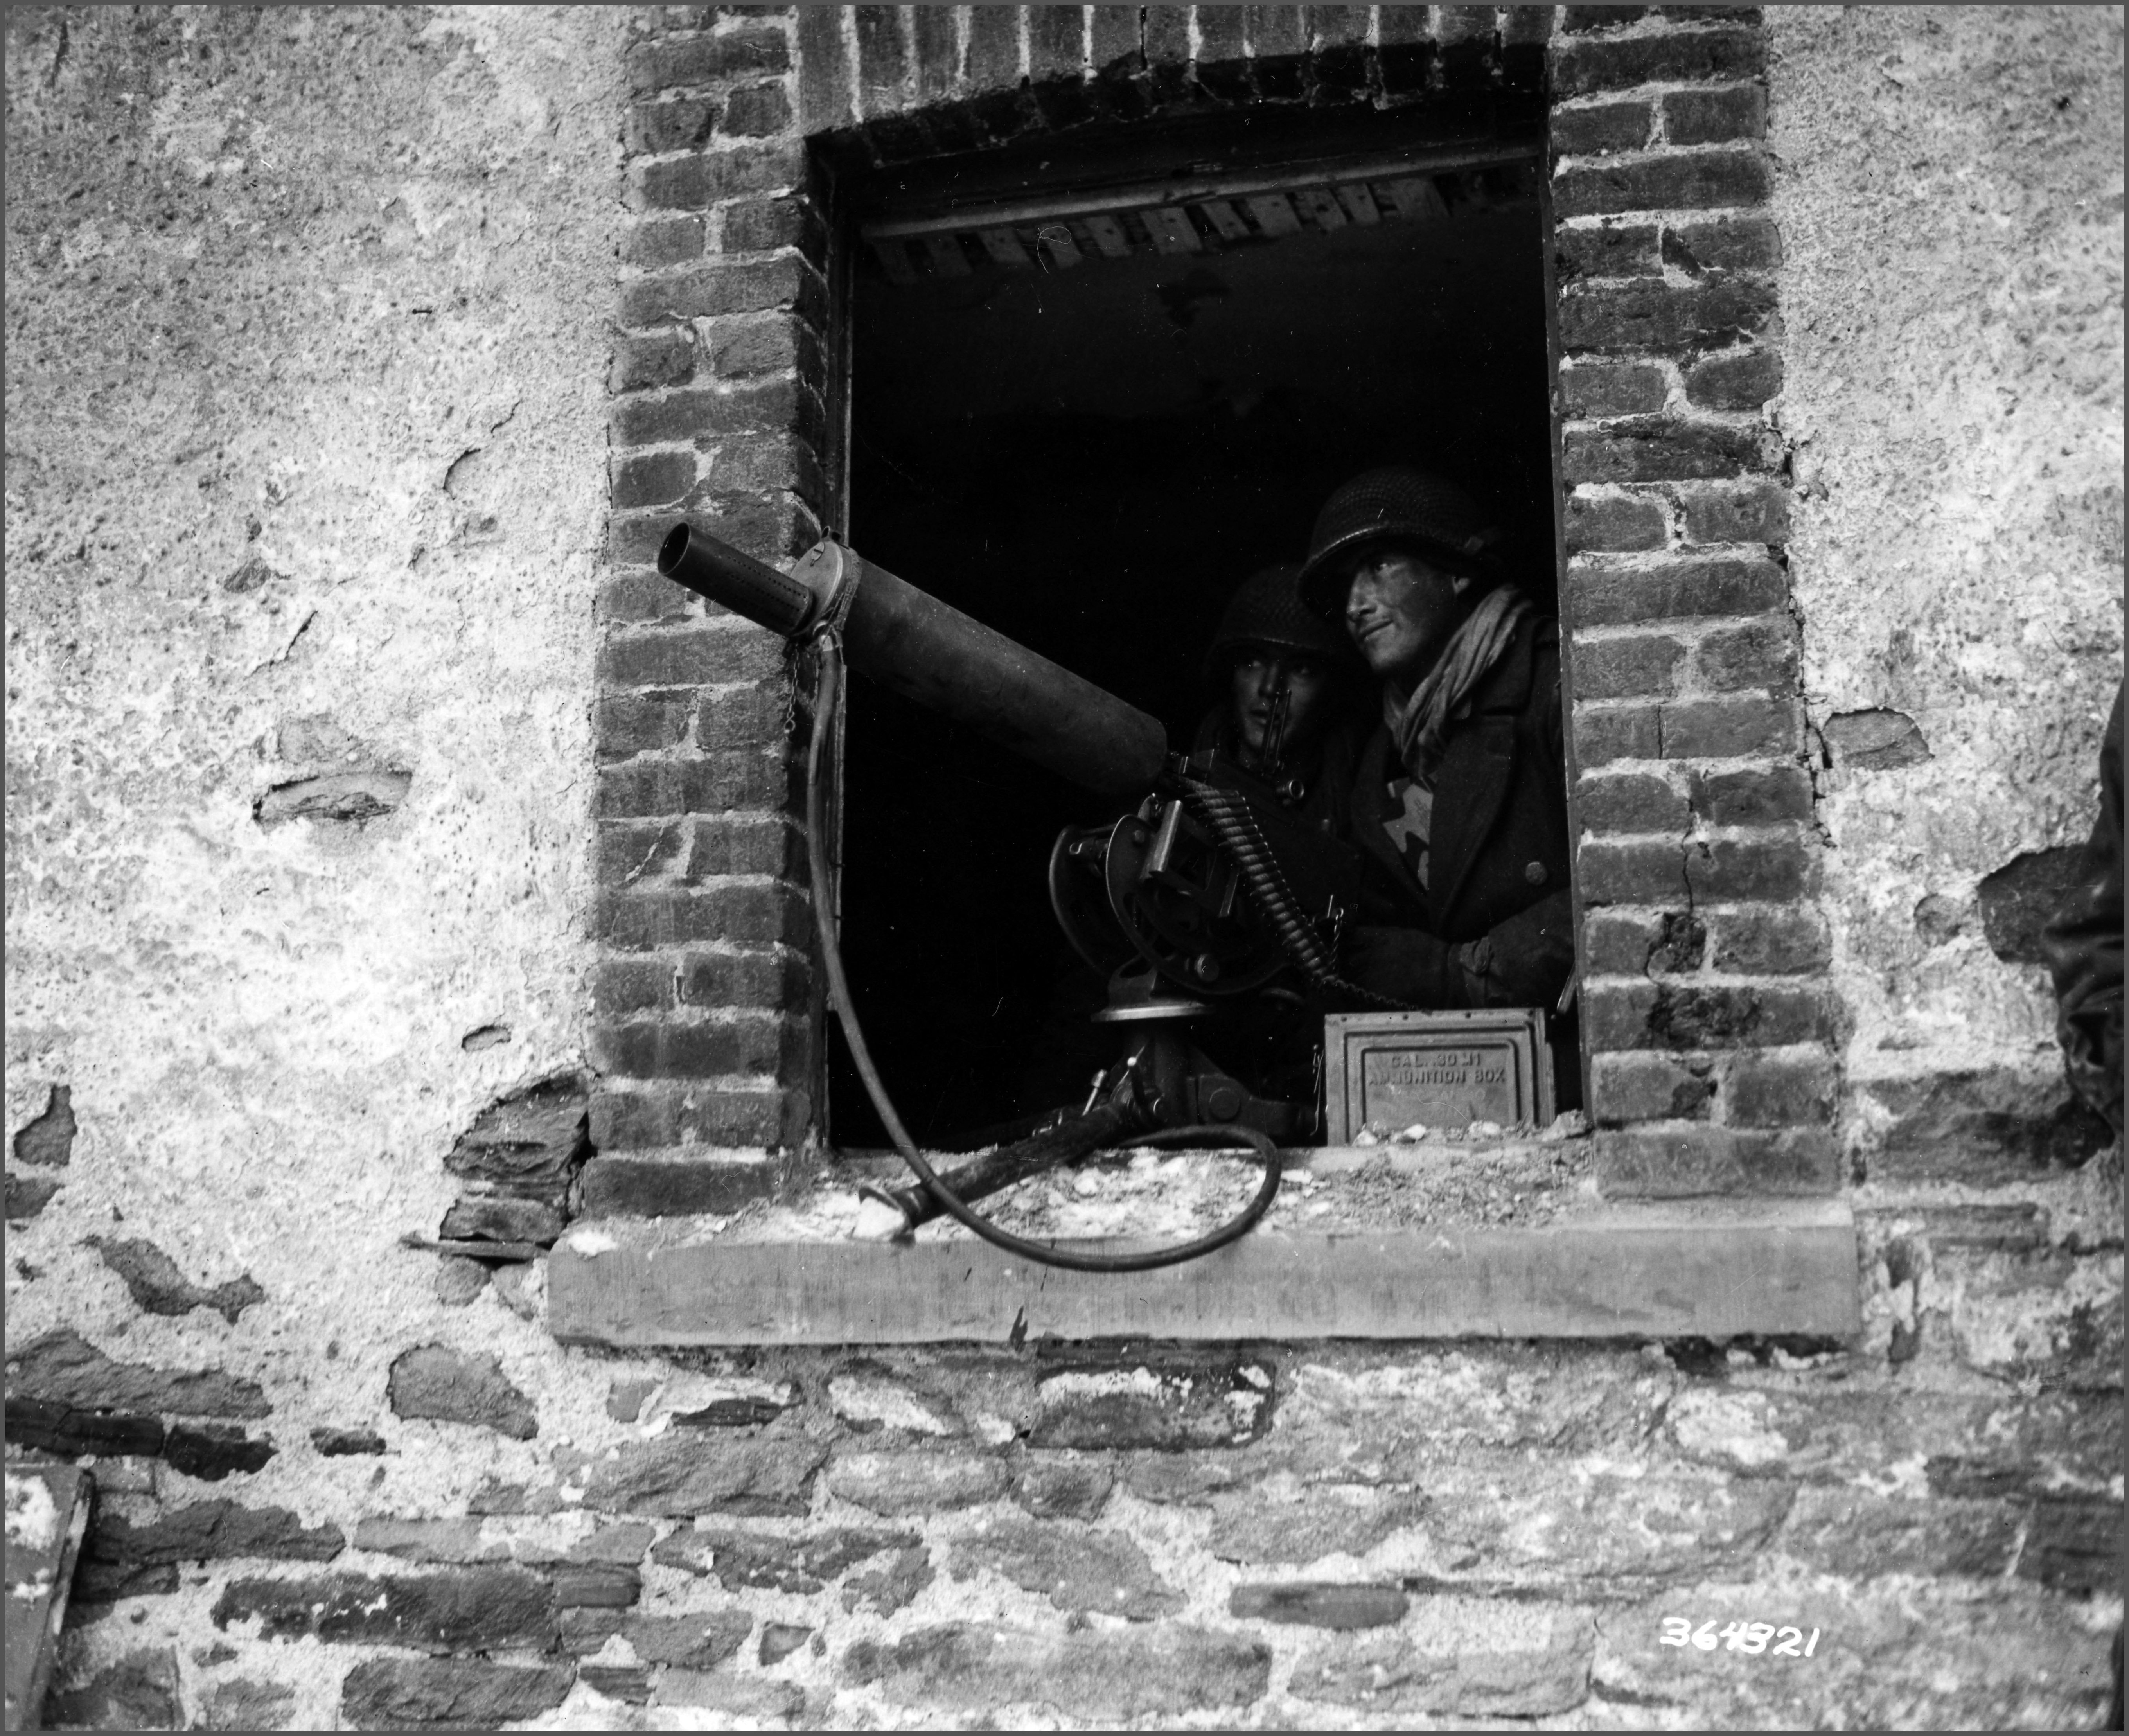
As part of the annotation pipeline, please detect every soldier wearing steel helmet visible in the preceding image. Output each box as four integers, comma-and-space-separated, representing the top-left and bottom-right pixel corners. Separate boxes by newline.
1188, 562, 1365, 829
1297, 466, 1577, 1042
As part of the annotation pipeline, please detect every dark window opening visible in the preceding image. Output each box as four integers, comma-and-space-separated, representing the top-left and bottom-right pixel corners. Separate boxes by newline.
831, 114, 1559, 1150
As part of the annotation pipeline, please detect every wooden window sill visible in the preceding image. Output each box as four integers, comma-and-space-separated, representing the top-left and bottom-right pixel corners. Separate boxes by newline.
548, 1192, 1858, 1349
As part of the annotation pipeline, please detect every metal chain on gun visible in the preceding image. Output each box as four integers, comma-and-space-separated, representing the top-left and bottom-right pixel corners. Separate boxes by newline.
1175, 776, 1415, 1012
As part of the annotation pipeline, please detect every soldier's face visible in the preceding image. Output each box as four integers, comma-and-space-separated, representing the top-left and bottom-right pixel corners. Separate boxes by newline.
1341, 548, 1467, 684
1231, 649, 1333, 761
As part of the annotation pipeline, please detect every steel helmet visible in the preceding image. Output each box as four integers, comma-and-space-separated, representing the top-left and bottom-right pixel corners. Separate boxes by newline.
1296, 466, 1503, 618
1202, 563, 1361, 683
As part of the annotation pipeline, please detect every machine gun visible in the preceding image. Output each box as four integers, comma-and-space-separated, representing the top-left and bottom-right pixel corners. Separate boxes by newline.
658, 524, 1388, 1268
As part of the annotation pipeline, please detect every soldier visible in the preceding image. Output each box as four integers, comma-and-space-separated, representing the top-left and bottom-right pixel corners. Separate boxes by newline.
1297, 465, 1576, 1028
1188, 562, 1364, 826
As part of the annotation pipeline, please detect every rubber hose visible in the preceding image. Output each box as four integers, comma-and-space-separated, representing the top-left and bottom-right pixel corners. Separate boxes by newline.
804, 628, 1283, 1273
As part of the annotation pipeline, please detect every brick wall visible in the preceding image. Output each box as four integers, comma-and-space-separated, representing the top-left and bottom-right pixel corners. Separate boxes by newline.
592, 3, 1848, 1200
1543, 7, 1847, 1200
590, 9, 833, 1206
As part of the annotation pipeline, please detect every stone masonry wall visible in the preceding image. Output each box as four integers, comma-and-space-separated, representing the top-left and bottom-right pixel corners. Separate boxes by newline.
5, 6, 2121, 1732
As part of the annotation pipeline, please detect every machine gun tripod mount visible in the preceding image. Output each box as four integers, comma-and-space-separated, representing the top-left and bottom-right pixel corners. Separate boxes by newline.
656, 523, 1393, 1269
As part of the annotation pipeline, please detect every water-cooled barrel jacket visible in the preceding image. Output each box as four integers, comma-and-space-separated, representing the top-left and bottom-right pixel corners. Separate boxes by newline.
1348, 613, 1575, 1009
2042, 678, 2125, 1138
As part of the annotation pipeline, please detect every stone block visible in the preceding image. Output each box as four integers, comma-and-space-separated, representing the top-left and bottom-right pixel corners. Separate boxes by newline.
652, 1524, 915, 1593
2016, 1499, 2123, 1592
844, 1623, 1272, 1719
1777, 1487, 2021, 1578
388, 1345, 536, 1440
828, 1448, 1009, 1515
312, 1426, 385, 1456
163, 1423, 277, 1482
4, 1172, 59, 1220
201, 1678, 296, 1731
584, 1430, 827, 1516
652, 1673, 806, 1718
85, 1500, 342, 1584
947, 1514, 1183, 1619
1863, 1071, 2115, 1182
1289, 1603, 1594, 1716
1028, 1357, 1273, 1451
1206, 1485, 1427, 1566
760, 1622, 813, 1664
11, 1083, 74, 1165
552, 1562, 640, 1608
442, 1073, 589, 1193
214, 1567, 556, 1652
1011, 1452, 1116, 1520
340, 1658, 573, 1731
578, 1664, 653, 1705
1822, 706, 1930, 772
1229, 1582, 1410, 1628
45, 1650, 181, 1732
6, 1328, 268, 1418
438, 1195, 564, 1244
843, 1543, 937, 1615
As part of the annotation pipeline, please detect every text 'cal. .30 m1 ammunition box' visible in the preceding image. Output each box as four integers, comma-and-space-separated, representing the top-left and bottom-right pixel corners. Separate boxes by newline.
1322, 1008, 1556, 1143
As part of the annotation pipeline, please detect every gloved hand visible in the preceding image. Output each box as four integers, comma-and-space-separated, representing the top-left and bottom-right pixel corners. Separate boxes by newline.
1339, 926, 1466, 1009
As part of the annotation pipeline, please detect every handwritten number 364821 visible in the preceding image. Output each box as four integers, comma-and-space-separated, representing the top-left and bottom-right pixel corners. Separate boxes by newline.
1660, 1618, 1820, 1657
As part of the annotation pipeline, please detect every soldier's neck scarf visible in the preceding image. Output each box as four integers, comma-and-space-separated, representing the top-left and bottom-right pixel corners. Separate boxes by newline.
1382, 585, 1535, 783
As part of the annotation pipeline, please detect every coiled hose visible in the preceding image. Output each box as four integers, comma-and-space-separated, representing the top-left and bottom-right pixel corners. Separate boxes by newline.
1175, 778, 1414, 1012
804, 628, 1282, 1273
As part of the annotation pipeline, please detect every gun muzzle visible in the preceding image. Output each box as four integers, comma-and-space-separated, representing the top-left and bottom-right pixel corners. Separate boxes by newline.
659, 523, 1170, 798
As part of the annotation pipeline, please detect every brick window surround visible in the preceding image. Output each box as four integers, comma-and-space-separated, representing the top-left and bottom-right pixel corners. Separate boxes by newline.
568, 4, 1851, 1339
